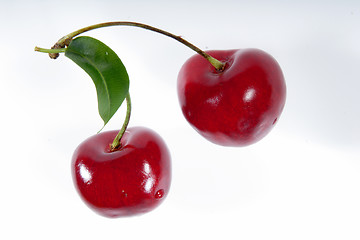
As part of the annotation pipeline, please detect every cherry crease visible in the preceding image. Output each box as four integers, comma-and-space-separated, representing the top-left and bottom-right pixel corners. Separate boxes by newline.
71, 127, 171, 218
177, 48, 286, 146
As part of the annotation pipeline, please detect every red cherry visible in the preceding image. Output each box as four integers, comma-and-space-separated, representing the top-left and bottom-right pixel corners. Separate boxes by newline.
71, 127, 171, 218
177, 49, 286, 146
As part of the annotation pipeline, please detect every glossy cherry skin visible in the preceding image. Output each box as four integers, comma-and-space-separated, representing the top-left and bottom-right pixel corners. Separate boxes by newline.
178, 49, 286, 146
71, 127, 171, 218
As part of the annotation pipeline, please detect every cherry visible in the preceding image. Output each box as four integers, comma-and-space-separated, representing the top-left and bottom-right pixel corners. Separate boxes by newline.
177, 49, 286, 146
71, 127, 171, 218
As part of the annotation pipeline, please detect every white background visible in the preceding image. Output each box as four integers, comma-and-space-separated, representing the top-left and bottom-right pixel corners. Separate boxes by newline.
1, 0, 359, 239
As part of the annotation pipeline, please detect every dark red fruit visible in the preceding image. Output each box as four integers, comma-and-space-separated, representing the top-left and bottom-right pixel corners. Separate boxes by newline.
71, 127, 171, 218
177, 48, 286, 146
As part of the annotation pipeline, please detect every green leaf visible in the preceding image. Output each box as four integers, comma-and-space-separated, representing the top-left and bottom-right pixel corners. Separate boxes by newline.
65, 36, 129, 128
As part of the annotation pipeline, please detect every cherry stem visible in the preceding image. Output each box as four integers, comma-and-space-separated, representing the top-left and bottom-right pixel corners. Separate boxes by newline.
34, 46, 66, 54
110, 93, 131, 151
43, 21, 225, 71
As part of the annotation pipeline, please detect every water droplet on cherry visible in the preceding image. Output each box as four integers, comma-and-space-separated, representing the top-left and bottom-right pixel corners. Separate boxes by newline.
155, 189, 164, 199
273, 118, 278, 125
